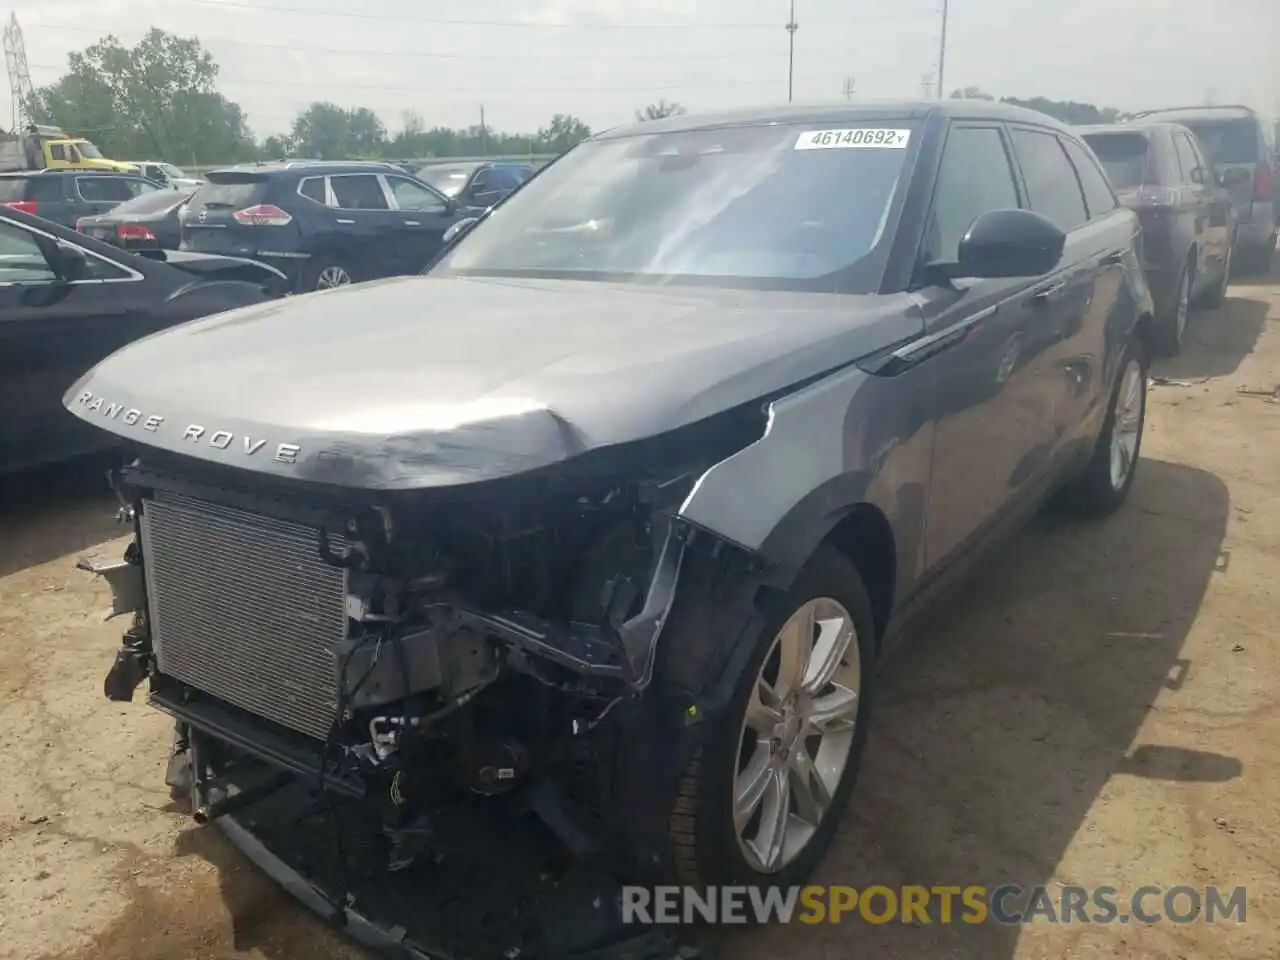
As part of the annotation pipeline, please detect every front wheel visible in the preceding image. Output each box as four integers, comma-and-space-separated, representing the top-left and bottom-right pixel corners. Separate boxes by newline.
1059, 332, 1148, 517
666, 546, 876, 888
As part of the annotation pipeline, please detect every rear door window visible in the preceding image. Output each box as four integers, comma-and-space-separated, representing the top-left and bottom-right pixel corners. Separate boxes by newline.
1012, 128, 1089, 230
75, 177, 158, 203
27, 178, 65, 201
330, 174, 389, 210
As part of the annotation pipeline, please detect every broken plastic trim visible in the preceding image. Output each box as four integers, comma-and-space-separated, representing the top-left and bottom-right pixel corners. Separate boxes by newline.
446, 519, 688, 691
75, 553, 145, 621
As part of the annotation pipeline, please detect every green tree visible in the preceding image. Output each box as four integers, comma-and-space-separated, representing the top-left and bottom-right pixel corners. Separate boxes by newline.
32, 28, 255, 164
290, 102, 387, 159
635, 100, 686, 121
538, 114, 592, 153
948, 86, 995, 100
1001, 96, 1121, 125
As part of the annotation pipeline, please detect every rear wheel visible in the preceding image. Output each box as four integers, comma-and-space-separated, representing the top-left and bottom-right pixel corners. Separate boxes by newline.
301, 257, 356, 292
1060, 332, 1148, 517
665, 546, 875, 888
1153, 262, 1191, 356
1199, 231, 1233, 308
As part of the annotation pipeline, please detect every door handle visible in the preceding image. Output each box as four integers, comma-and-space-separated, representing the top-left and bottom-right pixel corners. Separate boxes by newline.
403, 220, 421, 226
1031, 281, 1066, 302
336, 218, 355, 225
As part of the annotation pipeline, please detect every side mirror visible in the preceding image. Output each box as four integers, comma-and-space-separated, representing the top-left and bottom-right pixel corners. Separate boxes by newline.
955, 209, 1065, 280
1220, 167, 1250, 188
53, 242, 89, 282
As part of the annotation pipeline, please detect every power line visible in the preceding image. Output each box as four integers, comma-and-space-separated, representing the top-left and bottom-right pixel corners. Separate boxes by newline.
23, 21, 853, 63
105, 0, 782, 30
23, 60, 852, 96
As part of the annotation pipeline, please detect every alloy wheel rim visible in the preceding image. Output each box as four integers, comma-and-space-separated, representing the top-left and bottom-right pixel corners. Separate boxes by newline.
317, 266, 352, 289
1175, 270, 1189, 340
733, 597, 861, 874
1109, 359, 1144, 491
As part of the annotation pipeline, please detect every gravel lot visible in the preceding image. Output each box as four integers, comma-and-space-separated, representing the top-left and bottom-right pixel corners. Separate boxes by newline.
1, 264, 1277, 960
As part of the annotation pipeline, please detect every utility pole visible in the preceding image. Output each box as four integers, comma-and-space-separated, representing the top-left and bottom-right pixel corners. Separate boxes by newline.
785, 0, 799, 102
920, 72, 935, 98
842, 77, 856, 100
479, 104, 488, 154
936, 0, 949, 100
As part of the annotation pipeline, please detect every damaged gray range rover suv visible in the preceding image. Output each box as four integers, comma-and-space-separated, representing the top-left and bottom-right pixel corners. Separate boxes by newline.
67, 100, 1154, 958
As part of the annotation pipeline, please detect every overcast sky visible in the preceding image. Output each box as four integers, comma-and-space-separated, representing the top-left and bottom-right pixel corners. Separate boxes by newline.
13, 0, 1279, 138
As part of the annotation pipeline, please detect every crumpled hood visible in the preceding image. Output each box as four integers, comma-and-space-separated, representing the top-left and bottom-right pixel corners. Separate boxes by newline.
64, 275, 919, 489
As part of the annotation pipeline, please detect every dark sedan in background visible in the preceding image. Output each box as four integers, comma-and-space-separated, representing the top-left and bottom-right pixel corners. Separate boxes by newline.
75, 186, 196, 251
0, 205, 281, 473
1081, 121, 1236, 356
416, 160, 534, 210
0, 170, 164, 229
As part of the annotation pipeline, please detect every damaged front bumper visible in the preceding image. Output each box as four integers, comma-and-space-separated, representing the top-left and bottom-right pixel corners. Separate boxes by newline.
169, 727, 709, 960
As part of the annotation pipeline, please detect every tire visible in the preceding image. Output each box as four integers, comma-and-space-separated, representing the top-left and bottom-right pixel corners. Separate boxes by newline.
300, 256, 357, 292
1198, 232, 1233, 309
1153, 261, 1191, 357
1059, 332, 1148, 517
665, 545, 876, 889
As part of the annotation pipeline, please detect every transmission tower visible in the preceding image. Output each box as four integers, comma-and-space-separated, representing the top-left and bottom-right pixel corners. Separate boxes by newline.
4, 14, 35, 132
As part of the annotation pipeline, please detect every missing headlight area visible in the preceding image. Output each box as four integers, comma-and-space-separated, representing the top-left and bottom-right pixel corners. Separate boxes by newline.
88, 407, 767, 959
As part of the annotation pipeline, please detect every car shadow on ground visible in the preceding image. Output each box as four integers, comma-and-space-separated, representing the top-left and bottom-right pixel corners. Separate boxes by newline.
150, 459, 1230, 960
709, 457, 1231, 959
1154, 295, 1269, 381
0, 453, 122, 579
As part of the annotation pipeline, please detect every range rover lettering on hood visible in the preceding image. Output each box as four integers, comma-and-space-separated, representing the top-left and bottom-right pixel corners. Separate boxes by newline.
73, 391, 302, 464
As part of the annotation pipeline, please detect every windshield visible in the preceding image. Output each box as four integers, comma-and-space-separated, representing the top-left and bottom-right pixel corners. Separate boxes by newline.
1178, 119, 1259, 165
419, 165, 477, 197
1083, 133, 1150, 188
433, 121, 916, 290
74, 140, 104, 159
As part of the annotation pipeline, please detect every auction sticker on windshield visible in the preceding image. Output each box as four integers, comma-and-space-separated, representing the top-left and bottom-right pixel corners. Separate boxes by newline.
795, 128, 911, 150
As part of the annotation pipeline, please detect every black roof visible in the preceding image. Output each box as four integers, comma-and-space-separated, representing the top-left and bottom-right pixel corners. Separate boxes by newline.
594, 99, 1077, 140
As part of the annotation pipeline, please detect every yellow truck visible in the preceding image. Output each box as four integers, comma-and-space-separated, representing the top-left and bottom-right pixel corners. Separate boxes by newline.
0, 124, 138, 173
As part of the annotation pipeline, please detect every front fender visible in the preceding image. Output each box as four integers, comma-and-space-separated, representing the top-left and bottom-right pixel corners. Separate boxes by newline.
677, 361, 931, 592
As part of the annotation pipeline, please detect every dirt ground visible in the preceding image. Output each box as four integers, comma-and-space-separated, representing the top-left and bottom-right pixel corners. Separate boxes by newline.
1, 264, 1278, 960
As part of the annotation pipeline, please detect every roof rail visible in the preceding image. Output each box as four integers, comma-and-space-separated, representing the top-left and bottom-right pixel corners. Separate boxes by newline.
1131, 104, 1258, 118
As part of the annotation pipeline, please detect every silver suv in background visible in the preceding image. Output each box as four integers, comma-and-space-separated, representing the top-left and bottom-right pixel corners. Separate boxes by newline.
1131, 105, 1277, 275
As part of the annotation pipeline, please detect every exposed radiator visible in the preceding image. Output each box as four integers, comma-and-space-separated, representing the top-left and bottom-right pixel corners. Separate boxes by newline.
139, 489, 348, 740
